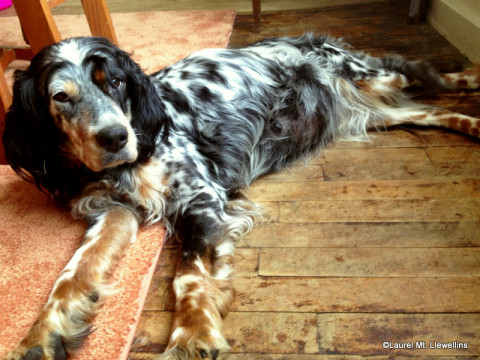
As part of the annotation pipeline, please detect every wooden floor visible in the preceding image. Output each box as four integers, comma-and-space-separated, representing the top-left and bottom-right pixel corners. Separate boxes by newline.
124, 2, 480, 359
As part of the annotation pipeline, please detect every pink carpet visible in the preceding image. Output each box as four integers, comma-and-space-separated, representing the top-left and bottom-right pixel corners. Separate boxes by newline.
0, 9, 235, 359
1, 10, 236, 85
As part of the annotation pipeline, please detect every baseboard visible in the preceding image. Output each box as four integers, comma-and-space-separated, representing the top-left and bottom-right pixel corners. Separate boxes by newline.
427, 0, 480, 64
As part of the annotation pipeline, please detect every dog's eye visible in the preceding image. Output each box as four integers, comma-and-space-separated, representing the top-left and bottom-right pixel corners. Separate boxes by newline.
53, 92, 70, 103
112, 79, 124, 89
271, 121, 283, 134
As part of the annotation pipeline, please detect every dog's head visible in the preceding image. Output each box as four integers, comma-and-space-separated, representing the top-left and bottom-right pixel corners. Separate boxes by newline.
3, 37, 168, 200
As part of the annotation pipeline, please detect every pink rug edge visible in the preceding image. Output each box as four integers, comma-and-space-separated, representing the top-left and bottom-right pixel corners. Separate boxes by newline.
119, 241, 164, 360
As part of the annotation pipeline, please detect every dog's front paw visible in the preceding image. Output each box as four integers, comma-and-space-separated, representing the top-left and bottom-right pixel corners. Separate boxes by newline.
158, 289, 231, 360
4, 332, 68, 360
4, 312, 93, 360
158, 346, 223, 360
158, 335, 228, 360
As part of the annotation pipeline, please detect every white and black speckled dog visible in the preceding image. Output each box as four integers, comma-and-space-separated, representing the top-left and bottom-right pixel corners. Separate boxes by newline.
3, 34, 480, 360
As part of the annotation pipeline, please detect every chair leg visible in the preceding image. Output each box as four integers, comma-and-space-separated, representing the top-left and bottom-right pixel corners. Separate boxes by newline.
81, 0, 118, 45
11, 0, 61, 54
0, 68, 10, 164
252, 0, 261, 33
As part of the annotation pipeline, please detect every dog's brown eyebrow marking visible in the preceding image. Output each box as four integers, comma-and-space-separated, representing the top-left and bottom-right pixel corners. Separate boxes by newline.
63, 80, 80, 97
94, 68, 107, 83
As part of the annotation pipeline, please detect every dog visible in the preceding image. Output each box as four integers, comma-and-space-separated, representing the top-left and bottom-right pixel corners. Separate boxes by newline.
2, 34, 479, 360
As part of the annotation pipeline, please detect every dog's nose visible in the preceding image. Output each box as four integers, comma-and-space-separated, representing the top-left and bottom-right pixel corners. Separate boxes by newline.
96, 126, 128, 152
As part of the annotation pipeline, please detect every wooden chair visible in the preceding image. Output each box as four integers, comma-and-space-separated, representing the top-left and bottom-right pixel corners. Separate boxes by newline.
252, 0, 261, 33
0, 0, 117, 164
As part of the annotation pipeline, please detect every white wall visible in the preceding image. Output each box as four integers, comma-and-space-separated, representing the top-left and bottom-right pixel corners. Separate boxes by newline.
427, 0, 480, 63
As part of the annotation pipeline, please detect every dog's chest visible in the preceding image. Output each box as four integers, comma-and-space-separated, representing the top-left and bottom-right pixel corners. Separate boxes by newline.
129, 158, 171, 224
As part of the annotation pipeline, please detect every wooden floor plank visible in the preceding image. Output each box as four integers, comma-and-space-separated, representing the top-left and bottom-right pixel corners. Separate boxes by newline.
128, 353, 478, 360
259, 248, 480, 277
240, 221, 480, 248
426, 146, 480, 162
317, 313, 480, 356
131, 313, 480, 356
330, 130, 426, 149
224, 312, 319, 354
257, 201, 280, 221
257, 164, 324, 182
127, 353, 157, 360
278, 199, 480, 223
322, 161, 480, 181
152, 247, 179, 277
310, 147, 430, 165
130, 311, 171, 353
140, 276, 480, 314
142, 276, 173, 312
248, 179, 480, 201
232, 277, 480, 313
414, 129, 480, 147
330, 128, 480, 149
207, 356, 477, 360
235, 248, 260, 276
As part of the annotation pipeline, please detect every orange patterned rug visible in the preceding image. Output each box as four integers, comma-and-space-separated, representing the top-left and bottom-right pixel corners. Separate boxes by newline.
0, 9, 235, 359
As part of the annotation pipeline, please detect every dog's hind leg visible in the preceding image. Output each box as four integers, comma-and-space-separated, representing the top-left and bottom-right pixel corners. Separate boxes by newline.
379, 107, 480, 139
356, 66, 480, 93
5, 206, 139, 360
374, 54, 480, 91
441, 66, 480, 90
356, 67, 480, 139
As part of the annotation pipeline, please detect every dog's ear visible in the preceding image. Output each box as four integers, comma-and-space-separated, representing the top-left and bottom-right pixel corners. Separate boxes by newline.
2, 69, 74, 201
115, 48, 171, 160
4, 70, 53, 181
